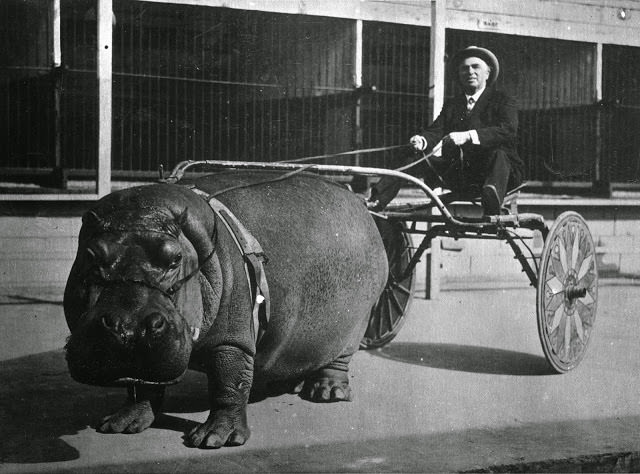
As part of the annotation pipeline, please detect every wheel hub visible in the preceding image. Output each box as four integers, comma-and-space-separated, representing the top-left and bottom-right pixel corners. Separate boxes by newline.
563, 270, 581, 314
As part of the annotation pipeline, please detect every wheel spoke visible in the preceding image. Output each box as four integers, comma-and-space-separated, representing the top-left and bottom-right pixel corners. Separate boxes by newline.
361, 221, 415, 349
577, 254, 593, 281
573, 312, 585, 342
577, 272, 596, 294
368, 298, 381, 334
374, 296, 383, 339
557, 238, 568, 275
391, 282, 411, 296
576, 300, 595, 330
389, 290, 404, 319
564, 310, 572, 359
546, 291, 564, 313
546, 276, 564, 295
579, 289, 594, 306
549, 304, 565, 332
571, 227, 580, 271
385, 292, 395, 331
537, 212, 597, 372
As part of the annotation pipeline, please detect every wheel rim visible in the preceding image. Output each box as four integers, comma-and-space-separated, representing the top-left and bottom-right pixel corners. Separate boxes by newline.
537, 211, 598, 372
361, 220, 415, 349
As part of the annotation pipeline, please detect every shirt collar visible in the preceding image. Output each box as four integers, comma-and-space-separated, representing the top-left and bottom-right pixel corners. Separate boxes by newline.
465, 86, 486, 103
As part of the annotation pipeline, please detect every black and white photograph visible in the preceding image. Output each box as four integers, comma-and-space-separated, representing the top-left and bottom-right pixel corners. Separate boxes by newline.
1, 0, 639, 472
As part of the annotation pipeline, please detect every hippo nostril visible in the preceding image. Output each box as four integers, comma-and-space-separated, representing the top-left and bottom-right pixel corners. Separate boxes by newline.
145, 312, 167, 336
101, 313, 134, 345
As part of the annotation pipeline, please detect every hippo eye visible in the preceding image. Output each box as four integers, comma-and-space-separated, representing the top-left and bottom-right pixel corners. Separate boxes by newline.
158, 240, 182, 269
168, 253, 182, 269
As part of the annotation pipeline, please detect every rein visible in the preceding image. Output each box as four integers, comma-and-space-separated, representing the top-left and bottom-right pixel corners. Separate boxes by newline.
281, 144, 408, 163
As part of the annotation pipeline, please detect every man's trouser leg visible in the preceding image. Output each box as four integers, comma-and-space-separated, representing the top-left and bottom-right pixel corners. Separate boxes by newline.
370, 155, 448, 211
481, 149, 521, 214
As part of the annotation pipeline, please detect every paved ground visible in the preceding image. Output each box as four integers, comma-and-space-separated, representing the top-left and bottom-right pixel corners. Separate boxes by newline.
1, 277, 640, 472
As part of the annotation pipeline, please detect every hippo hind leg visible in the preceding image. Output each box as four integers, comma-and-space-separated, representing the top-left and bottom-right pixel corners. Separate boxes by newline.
298, 354, 352, 403
297, 304, 372, 403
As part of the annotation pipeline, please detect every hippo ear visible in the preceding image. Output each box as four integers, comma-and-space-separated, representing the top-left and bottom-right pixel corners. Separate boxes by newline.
163, 186, 216, 258
176, 208, 189, 235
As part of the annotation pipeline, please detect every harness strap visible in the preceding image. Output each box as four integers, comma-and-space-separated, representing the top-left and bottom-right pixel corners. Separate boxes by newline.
189, 186, 270, 344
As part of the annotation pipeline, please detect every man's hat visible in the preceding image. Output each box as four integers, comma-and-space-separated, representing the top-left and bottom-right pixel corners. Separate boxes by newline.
450, 46, 500, 85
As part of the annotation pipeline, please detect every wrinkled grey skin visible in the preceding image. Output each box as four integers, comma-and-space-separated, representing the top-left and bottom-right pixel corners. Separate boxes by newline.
64, 171, 388, 448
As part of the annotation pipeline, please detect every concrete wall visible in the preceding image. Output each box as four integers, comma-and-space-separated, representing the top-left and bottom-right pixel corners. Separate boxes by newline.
0, 216, 80, 288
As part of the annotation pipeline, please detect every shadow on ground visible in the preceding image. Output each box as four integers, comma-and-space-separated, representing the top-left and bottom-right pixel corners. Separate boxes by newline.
0, 293, 63, 306
370, 342, 556, 376
0, 350, 209, 464
3, 350, 640, 472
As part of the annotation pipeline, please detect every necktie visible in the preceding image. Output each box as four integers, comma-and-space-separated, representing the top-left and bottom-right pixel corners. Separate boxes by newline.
467, 97, 475, 111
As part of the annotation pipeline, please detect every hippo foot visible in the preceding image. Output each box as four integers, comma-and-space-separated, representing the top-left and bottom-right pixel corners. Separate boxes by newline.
185, 408, 250, 449
97, 400, 155, 434
299, 368, 352, 403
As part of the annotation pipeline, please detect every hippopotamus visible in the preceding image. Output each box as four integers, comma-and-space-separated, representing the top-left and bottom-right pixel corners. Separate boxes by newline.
64, 170, 388, 448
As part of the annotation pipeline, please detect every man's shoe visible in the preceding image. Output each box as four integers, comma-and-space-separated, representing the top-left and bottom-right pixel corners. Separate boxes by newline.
481, 184, 502, 215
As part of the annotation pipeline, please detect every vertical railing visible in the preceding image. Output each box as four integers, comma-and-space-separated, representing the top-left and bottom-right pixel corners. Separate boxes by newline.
4, 1, 640, 196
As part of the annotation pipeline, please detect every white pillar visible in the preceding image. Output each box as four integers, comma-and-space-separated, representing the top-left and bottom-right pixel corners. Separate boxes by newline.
354, 19, 363, 90
429, 0, 446, 121
353, 20, 363, 166
97, 0, 112, 197
50, 0, 61, 67
595, 43, 603, 102
593, 43, 606, 192
425, 0, 446, 299
50, 0, 62, 173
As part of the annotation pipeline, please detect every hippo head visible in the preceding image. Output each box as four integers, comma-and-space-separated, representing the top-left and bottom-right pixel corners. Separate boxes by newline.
64, 203, 214, 387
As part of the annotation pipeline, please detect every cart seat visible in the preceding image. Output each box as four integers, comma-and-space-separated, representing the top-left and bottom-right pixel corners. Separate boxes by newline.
437, 182, 528, 214
382, 182, 529, 217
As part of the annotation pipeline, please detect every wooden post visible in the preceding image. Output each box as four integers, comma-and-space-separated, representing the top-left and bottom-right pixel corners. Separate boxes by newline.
50, 0, 61, 68
425, 0, 445, 300
429, 0, 446, 122
97, 0, 112, 197
593, 42, 610, 197
49, 0, 65, 188
354, 19, 363, 159
351, 19, 368, 192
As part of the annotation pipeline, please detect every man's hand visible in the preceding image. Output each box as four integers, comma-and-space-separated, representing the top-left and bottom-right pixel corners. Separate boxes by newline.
443, 131, 472, 146
409, 135, 427, 151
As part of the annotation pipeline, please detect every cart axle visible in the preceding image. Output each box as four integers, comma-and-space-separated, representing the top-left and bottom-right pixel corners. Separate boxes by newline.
566, 285, 588, 300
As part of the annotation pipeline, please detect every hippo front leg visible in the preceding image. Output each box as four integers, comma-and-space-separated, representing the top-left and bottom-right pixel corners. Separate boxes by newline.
98, 385, 165, 434
186, 345, 254, 448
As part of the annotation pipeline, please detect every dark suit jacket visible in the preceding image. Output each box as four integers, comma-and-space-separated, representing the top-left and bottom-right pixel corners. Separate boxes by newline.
421, 87, 523, 173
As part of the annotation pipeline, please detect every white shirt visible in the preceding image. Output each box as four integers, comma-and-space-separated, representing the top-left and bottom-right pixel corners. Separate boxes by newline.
465, 87, 485, 112
465, 87, 485, 145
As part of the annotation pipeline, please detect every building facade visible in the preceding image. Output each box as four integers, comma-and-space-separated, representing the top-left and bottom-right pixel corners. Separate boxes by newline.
1, 0, 639, 198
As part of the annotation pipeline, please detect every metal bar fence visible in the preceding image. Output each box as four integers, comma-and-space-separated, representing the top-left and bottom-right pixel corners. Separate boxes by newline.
1, 1, 640, 190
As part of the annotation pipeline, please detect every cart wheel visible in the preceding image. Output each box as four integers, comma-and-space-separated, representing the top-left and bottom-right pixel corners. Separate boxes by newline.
360, 219, 416, 349
537, 211, 598, 373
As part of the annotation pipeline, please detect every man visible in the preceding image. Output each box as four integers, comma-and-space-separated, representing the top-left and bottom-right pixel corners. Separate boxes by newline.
369, 46, 523, 216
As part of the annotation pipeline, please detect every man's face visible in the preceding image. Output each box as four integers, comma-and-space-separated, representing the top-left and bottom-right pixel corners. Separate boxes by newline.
457, 56, 491, 94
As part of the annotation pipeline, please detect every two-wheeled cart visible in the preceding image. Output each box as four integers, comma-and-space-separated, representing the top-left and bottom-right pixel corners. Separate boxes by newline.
167, 159, 598, 373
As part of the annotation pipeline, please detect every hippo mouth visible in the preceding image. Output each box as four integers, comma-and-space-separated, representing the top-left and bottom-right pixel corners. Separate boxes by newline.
64, 311, 193, 388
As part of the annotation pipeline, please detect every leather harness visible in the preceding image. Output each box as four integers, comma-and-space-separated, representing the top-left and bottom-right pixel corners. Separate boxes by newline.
188, 186, 270, 345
